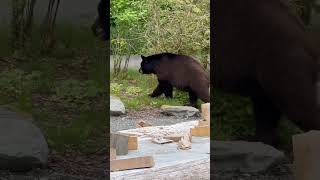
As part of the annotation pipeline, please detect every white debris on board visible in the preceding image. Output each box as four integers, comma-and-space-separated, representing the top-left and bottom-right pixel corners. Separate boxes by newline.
119, 121, 198, 140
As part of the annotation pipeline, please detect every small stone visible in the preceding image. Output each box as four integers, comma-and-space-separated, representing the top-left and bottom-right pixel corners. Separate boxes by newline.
110, 96, 125, 116
160, 105, 200, 118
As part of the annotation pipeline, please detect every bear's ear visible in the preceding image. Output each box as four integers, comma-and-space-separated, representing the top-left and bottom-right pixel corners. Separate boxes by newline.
141, 55, 146, 60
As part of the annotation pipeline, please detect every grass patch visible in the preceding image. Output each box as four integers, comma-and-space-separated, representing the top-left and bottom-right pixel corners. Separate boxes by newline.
111, 69, 206, 110
212, 90, 303, 151
0, 23, 107, 154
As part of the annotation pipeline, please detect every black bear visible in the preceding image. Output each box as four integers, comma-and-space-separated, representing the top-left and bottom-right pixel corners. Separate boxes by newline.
213, 0, 320, 146
92, 0, 108, 41
139, 53, 210, 107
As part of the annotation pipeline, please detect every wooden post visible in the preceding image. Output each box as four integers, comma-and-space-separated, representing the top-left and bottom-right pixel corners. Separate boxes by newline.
293, 130, 320, 180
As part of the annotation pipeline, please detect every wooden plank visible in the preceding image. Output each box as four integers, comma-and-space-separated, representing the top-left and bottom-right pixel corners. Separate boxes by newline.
190, 126, 210, 137
110, 148, 116, 160
128, 136, 138, 150
111, 133, 128, 155
111, 158, 209, 179
110, 156, 155, 172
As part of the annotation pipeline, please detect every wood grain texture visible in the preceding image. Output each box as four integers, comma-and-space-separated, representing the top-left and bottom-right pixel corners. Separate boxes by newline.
191, 126, 210, 137
110, 156, 154, 172
111, 158, 209, 179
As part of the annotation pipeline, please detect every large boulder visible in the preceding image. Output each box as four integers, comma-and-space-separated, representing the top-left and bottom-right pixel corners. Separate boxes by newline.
110, 96, 125, 116
213, 141, 285, 173
0, 107, 48, 171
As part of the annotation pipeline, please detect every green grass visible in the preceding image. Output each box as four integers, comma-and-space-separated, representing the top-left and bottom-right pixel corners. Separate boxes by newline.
212, 90, 303, 151
0, 23, 107, 154
111, 69, 206, 110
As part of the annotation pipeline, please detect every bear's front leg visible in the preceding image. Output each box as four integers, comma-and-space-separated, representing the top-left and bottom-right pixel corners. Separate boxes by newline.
149, 84, 163, 97
251, 94, 282, 147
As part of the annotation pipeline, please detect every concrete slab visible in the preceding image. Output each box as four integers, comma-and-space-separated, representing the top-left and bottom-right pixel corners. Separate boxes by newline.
110, 121, 210, 180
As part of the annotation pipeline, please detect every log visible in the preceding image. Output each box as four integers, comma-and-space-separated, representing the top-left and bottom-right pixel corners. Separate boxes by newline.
110, 156, 155, 172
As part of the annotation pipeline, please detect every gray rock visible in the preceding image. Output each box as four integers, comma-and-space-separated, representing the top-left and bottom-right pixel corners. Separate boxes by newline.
160, 105, 200, 118
0, 107, 48, 171
110, 96, 125, 116
212, 141, 285, 173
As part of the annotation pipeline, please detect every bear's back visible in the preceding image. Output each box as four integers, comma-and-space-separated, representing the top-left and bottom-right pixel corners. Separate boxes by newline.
153, 53, 209, 89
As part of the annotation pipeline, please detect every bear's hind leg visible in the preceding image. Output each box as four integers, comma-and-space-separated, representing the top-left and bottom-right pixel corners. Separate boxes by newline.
251, 94, 282, 147
186, 90, 198, 108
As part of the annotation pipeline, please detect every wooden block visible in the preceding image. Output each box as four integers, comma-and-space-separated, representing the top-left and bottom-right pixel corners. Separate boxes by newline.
128, 136, 138, 150
164, 135, 183, 142
191, 126, 210, 137
152, 137, 173, 144
293, 130, 320, 180
201, 103, 210, 122
110, 148, 116, 160
110, 156, 155, 172
110, 133, 128, 155
198, 120, 209, 127
178, 133, 191, 150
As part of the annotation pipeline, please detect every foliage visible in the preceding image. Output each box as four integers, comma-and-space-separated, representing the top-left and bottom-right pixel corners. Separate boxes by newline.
111, 69, 196, 110
110, 0, 210, 76
51, 79, 104, 110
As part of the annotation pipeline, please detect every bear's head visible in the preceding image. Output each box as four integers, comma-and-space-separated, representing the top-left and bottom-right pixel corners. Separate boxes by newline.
139, 55, 156, 74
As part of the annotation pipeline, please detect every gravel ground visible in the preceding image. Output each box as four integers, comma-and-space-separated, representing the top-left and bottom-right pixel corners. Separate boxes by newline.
211, 163, 293, 180
110, 107, 201, 132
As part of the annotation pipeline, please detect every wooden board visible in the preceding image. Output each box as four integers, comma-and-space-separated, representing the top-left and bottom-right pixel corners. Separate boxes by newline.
110, 133, 128, 155
110, 148, 116, 160
128, 136, 138, 150
110, 156, 155, 172
111, 158, 209, 179
191, 126, 210, 137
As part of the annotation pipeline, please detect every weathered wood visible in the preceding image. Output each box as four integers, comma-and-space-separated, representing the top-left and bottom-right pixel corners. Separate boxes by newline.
293, 130, 320, 180
111, 158, 209, 179
110, 156, 155, 172
178, 133, 191, 150
164, 135, 183, 142
191, 126, 210, 137
152, 137, 173, 144
198, 120, 209, 127
128, 136, 138, 150
201, 103, 210, 122
110, 148, 116, 160
110, 133, 128, 155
